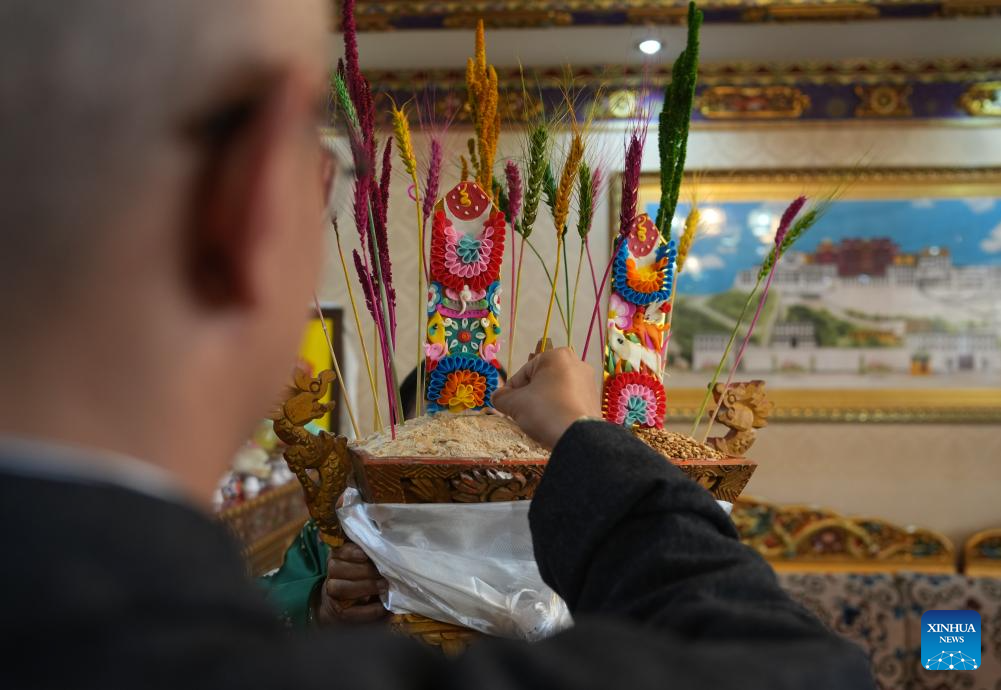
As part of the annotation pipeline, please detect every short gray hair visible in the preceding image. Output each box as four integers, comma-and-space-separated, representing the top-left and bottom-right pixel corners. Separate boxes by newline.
0, 0, 290, 323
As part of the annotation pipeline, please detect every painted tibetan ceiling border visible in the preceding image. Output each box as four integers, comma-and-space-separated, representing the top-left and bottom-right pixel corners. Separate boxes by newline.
364, 59, 1001, 125
351, 1, 1001, 29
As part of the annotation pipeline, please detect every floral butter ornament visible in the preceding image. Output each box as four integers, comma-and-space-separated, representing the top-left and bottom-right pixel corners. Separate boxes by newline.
601, 213, 677, 429
424, 181, 505, 411
426, 356, 499, 413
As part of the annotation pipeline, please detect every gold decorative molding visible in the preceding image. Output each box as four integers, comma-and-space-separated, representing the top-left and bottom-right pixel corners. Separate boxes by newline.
744, 3, 881, 20
964, 528, 1001, 576
349, 1, 989, 30
698, 85, 811, 120
365, 59, 1001, 92
696, 58, 1001, 88
623, 6, 691, 23
365, 58, 1001, 127
941, 0, 1001, 17
638, 166, 1001, 201
959, 82, 1001, 117
664, 387, 1001, 424
440, 10, 573, 29
366, 58, 1001, 128
855, 84, 913, 118
733, 496, 956, 572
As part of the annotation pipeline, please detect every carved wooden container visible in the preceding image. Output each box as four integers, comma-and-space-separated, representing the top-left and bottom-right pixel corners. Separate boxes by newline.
218, 481, 309, 576
349, 447, 753, 505
272, 371, 770, 654
350, 449, 547, 504
672, 457, 757, 504
347, 448, 549, 654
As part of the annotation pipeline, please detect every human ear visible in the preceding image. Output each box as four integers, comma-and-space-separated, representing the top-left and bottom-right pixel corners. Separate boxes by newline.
185, 71, 319, 310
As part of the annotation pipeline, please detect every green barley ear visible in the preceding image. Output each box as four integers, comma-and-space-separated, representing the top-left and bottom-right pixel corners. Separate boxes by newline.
576, 162, 593, 239
519, 125, 548, 239
542, 163, 557, 217
757, 198, 836, 280
331, 71, 361, 131
655, 1, 702, 241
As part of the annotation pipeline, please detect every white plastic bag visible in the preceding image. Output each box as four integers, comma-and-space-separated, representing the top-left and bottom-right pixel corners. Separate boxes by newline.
337, 486, 572, 641
337, 488, 734, 641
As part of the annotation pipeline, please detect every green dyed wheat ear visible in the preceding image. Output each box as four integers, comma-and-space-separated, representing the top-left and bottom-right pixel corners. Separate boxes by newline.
519, 125, 549, 239
331, 72, 361, 131
655, 1, 702, 242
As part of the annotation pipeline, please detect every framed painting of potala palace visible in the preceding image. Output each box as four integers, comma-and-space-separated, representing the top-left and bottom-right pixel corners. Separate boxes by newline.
629, 167, 1001, 422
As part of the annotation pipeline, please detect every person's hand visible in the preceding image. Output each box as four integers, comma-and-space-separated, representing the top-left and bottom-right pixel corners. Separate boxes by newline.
315, 543, 390, 626
492, 347, 601, 449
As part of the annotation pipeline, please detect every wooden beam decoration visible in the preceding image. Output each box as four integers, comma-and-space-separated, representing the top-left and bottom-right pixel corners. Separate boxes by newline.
601, 214, 677, 428
424, 181, 506, 413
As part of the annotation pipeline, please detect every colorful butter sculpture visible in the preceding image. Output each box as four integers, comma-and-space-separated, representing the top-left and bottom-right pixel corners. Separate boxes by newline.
425, 181, 506, 412
602, 213, 677, 428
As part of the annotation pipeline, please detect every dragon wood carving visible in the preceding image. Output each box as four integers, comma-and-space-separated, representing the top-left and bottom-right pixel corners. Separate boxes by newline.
270, 368, 350, 542
707, 380, 775, 457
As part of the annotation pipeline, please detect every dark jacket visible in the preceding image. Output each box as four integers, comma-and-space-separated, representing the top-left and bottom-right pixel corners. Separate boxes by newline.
0, 421, 874, 689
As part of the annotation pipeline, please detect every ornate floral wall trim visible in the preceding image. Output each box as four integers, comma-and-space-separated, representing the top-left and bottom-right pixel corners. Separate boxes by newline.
699, 85, 812, 119
959, 81, 1001, 117
361, 59, 1001, 126
349, 1, 1001, 30
854, 84, 913, 118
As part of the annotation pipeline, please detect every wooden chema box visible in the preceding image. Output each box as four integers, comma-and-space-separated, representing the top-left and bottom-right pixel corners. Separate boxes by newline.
272, 370, 766, 653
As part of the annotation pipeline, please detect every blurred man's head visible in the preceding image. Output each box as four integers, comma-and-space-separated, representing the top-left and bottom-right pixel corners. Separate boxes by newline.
0, 0, 330, 501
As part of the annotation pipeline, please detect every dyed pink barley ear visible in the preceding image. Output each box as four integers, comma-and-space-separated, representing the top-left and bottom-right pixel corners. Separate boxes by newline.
422, 139, 443, 225
341, 0, 359, 82
619, 133, 643, 236
774, 195, 807, 247
505, 160, 523, 221
589, 167, 603, 218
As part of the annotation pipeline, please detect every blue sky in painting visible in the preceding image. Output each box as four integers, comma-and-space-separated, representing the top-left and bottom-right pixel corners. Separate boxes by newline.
649, 197, 1001, 295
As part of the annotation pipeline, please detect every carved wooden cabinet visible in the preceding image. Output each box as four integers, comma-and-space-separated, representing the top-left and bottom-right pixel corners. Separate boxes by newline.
218, 482, 309, 577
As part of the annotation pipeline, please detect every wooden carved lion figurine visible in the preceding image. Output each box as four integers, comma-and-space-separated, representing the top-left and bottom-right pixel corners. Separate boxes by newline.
707, 380, 774, 457
270, 368, 350, 541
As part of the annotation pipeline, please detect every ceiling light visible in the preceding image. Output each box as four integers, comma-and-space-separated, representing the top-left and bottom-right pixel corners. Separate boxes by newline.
638, 39, 662, 55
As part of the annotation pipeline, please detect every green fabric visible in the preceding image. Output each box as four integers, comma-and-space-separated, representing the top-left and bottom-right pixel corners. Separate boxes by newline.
257, 519, 329, 627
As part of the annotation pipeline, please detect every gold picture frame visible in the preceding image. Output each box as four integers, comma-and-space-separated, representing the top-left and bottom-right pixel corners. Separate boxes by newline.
616, 167, 1001, 423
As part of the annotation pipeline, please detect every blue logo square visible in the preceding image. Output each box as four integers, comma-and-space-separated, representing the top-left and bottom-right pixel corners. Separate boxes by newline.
921, 610, 981, 671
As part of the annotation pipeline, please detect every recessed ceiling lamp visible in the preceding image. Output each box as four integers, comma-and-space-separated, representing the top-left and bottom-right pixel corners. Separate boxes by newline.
638, 39, 662, 55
